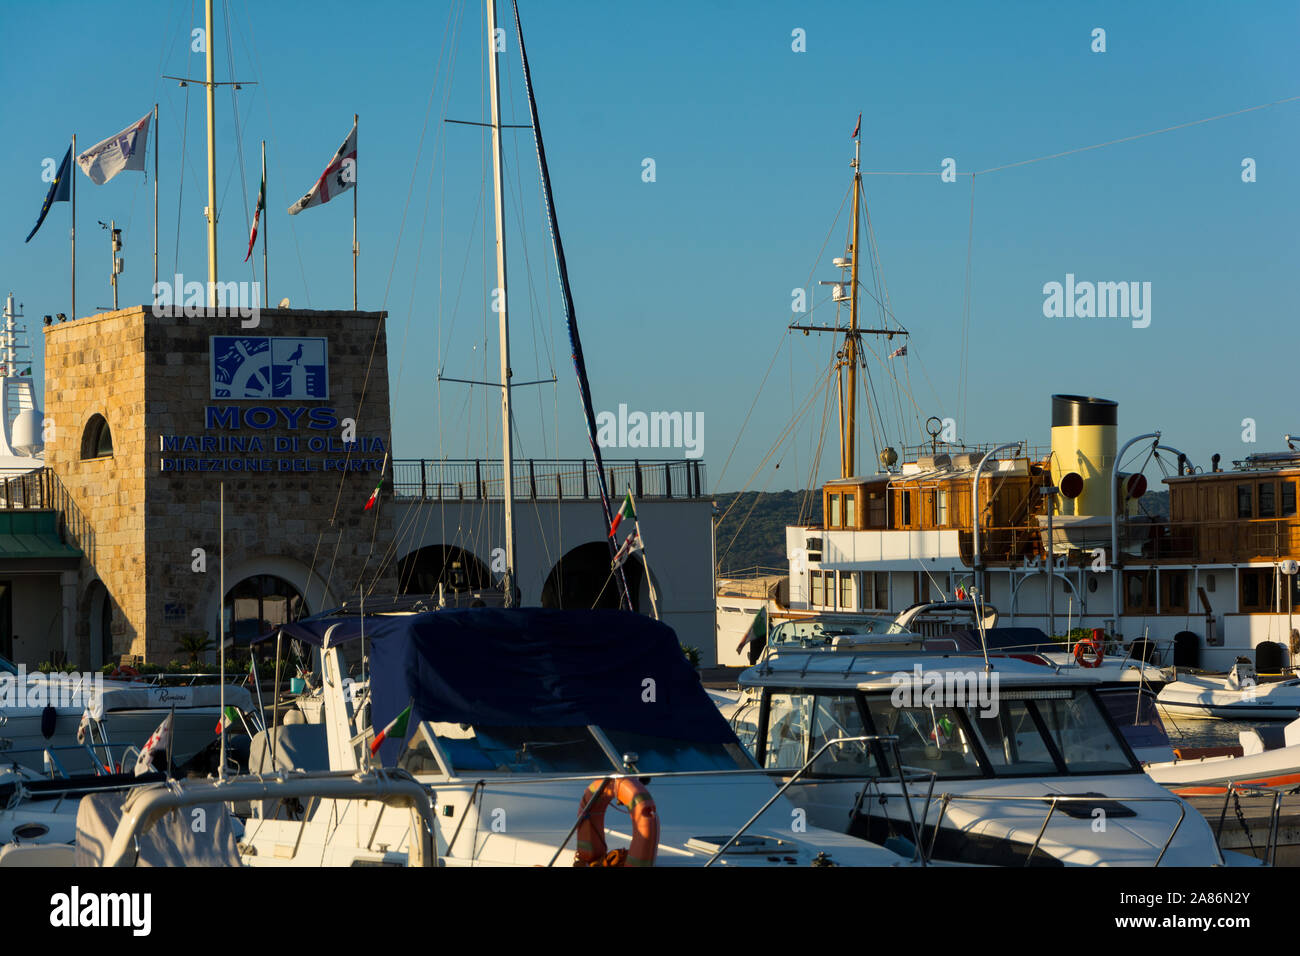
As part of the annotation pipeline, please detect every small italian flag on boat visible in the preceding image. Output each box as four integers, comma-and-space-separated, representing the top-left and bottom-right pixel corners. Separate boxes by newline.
370, 702, 412, 756
215, 705, 240, 735
608, 491, 636, 538
364, 452, 389, 511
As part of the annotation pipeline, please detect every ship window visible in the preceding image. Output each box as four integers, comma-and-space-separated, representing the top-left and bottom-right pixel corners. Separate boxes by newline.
1162, 571, 1189, 613
865, 698, 982, 779
839, 573, 855, 610
456, 726, 613, 774
1237, 484, 1253, 518
763, 693, 811, 769
1124, 571, 1156, 613
968, 702, 1057, 775
810, 571, 825, 607
80, 414, 113, 460
899, 489, 913, 525
808, 694, 872, 776
868, 491, 887, 528
874, 572, 890, 610
1034, 696, 1134, 773
828, 494, 842, 527
843, 493, 856, 527
1259, 482, 1277, 518
1283, 480, 1296, 518
936, 490, 950, 526
1240, 570, 1275, 612
805, 537, 822, 561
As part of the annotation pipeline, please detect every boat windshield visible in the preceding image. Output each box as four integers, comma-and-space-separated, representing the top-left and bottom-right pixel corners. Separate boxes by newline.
771, 617, 895, 647
420, 723, 751, 775
1097, 688, 1172, 751
760, 687, 1137, 779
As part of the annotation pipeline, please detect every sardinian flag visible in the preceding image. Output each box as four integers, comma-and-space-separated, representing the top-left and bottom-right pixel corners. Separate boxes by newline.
76, 112, 151, 185
611, 530, 643, 570
133, 713, 173, 777
288, 120, 357, 215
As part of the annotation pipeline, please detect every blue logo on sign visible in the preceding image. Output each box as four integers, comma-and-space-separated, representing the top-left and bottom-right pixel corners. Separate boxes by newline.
211, 336, 328, 400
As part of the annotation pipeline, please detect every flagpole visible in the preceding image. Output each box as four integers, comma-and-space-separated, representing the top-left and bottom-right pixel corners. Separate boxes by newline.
219, 481, 226, 780
629, 488, 660, 620
261, 139, 268, 308
352, 113, 358, 310
70, 133, 76, 320
204, 0, 218, 307
153, 102, 159, 290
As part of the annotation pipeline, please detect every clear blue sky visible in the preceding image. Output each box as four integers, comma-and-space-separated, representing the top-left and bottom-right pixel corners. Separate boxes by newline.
3, 1, 1297, 494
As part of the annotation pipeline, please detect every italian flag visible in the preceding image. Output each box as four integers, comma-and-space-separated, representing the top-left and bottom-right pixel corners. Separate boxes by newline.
215, 705, 240, 735
608, 491, 636, 538
244, 169, 265, 263
364, 453, 389, 511
370, 703, 412, 755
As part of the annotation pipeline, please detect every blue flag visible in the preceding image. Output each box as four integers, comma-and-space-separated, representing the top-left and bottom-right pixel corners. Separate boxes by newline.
25, 146, 72, 243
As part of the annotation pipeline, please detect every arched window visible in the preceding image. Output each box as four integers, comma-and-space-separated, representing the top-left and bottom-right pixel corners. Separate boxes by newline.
80, 414, 113, 460
223, 575, 306, 646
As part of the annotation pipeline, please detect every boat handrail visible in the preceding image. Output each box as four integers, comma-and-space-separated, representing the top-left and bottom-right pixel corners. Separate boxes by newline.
869, 789, 1200, 867
102, 768, 438, 867
703, 735, 916, 867
1211, 783, 1289, 867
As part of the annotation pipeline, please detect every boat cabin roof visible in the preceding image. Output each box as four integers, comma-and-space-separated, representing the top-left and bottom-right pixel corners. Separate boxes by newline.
740, 652, 1095, 692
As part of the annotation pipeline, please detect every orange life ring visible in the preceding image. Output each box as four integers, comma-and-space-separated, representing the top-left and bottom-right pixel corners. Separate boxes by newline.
110, 665, 140, 680
575, 777, 659, 867
1074, 637, 1104, 668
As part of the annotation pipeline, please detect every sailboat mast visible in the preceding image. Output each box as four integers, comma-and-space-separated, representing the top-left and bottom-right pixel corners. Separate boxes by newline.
843, 136, 862, 478
486, 0, 517, 606
203, 0, 219, 307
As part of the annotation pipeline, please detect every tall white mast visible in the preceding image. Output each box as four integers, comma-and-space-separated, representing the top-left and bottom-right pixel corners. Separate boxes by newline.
204, 0, 218, 306
486, 0, 516, 606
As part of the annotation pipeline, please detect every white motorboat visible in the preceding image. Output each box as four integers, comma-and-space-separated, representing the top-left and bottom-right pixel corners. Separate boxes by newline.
1146, 717, 1300, 794
0, 655, 255, 774
1157, 660, 1300, 720
241, 606, 930, 867
735, 648, 1249, 865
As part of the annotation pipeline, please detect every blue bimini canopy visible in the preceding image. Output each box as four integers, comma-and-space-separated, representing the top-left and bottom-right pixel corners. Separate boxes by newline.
286, 607, 736, 765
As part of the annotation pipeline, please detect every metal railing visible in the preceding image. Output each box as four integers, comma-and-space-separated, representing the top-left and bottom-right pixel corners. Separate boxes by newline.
856, 787, 1198, 867
390, 458, 707, 502
0, 467, 95, 562
961, 516, 1300, 567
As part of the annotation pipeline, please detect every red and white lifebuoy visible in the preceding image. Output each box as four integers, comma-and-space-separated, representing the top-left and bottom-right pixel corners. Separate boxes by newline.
1074, 637, 1105, 668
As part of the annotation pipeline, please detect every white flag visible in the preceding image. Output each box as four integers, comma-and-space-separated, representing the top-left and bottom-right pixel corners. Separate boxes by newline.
76, 111, 151, 185
288, 120, 357, 215
612, 531, 643, 570
133, 713, 173, 777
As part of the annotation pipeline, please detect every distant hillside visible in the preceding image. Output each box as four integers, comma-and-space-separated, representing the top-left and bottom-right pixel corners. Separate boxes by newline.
713, 487, 1169, 576
714, 490, 820, 575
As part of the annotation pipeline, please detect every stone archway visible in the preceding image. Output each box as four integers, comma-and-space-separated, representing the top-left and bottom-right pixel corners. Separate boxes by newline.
397, 544, 493, 598
540, 542, 647, 613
